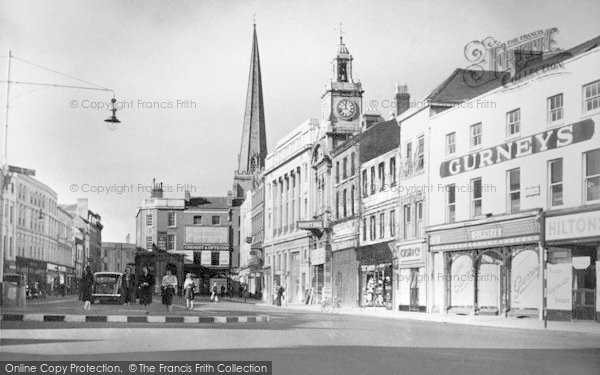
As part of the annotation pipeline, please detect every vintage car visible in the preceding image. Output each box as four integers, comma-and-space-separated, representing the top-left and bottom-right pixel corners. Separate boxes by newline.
92, 272, 124, 304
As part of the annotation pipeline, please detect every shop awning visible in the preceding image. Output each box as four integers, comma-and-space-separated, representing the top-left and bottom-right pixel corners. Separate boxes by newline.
356, 241, 394, 264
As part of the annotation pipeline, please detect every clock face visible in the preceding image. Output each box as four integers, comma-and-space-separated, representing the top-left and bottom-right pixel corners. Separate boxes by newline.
336, 99, 356, 120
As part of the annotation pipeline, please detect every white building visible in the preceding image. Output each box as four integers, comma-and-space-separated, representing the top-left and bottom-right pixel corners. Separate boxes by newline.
263, 119, 320, 304
426, 36, 600, 321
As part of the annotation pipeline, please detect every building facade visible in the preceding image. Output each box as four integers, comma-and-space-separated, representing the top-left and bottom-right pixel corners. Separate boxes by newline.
426, 36, 600, 321
100, 241, 137, 272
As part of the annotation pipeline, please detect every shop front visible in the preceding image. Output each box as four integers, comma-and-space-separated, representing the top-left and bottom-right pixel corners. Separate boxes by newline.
357, 241, 394, 309
332, 220, 360, 308
428, 211, 542, 317
396, 241, 427, 312
16, 257, 47, 291
545, 206, 600, 322
310, 245, 330, 304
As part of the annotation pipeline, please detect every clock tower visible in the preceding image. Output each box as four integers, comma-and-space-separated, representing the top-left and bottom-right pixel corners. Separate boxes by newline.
321, 34, 364, 146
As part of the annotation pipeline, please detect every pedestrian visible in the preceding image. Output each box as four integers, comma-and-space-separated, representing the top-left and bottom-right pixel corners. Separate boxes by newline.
122, 267, 136, 306
220, 285, 225, 298
243, 284, 248, 302
138, 266, 154, 314
80, 266, 94, 310
183, 273, 195, 310
211, 282, 219, 303
161, 266, 178, 313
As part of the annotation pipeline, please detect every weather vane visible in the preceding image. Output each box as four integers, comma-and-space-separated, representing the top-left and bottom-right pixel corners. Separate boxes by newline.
337, 22, 345, 42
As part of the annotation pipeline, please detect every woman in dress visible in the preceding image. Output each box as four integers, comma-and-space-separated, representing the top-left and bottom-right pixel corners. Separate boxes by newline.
138, 266, 154, 314
80, 266, 94, 310
183, 273, 195, 310
161, 267, 178, 312
122, 267, 136, 306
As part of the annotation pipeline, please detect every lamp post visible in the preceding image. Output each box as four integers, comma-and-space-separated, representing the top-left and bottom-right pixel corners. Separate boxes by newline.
0, 50, 120, 293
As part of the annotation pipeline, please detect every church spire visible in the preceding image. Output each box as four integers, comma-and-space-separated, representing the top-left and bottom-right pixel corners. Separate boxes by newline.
233, 22, 267, 199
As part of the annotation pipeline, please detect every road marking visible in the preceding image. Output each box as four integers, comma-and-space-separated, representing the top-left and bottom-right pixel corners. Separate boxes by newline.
147, 316, 166, 323
64, 315, 86, 322
107, 315, 128, 323
214, 316, 227, 323
23, 314, 44, 321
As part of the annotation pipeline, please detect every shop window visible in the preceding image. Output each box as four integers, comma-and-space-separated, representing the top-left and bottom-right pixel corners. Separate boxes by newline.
547, 93, 563, 124
507, 168, 521, 213
584, 149, 600, 203
470, 123, 482, 148
506, 108, 521, 136
446, 132, 456, 155
446, 185, 456, 223
211, 251, 219, 266
416, 201, 423, 237
471, 178, 482, 218
379, 212, 385, 239
548, 159, 564, 207
583, 80, 600, 113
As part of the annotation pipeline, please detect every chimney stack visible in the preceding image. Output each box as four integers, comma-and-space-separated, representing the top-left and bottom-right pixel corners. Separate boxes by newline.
395, 83, 410, 116
150, 179, 164, 198
185, 190, 191, 202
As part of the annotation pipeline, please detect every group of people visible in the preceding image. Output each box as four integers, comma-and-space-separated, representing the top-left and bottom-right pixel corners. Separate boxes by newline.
78, 265, 196, 313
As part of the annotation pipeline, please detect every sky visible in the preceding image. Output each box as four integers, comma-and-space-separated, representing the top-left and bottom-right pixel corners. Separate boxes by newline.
1, 0, 599, 242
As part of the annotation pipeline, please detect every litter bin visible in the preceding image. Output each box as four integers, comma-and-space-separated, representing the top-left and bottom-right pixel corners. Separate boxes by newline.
2, 273, 26, 307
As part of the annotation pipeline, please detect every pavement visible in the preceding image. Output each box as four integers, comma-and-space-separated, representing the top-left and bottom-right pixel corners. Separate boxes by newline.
259, 302, 600, 334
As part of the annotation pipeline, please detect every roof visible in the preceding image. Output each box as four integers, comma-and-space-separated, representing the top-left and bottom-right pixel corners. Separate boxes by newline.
185, 196, 231, 210
426, 68, 510, 104
359, 119, 400, 163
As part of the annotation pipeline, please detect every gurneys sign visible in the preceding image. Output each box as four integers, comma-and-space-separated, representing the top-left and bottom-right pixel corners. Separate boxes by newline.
440, 120, 594, 178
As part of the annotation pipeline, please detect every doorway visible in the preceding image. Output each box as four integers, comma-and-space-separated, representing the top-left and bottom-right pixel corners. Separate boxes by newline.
409, 268, 419, 311
573, 256, 596, 320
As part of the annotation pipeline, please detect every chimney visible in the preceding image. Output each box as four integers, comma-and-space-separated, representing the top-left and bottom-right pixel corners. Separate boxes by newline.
150, 179, 164, 198
125, 234, 130, 244
227, 190, 233, 206
395, 83, 410, 116
184, 190, 191, 202
77, 198, 88, 219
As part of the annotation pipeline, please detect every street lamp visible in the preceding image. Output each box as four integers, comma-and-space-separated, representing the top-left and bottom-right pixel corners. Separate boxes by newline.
0, 50, 119, 286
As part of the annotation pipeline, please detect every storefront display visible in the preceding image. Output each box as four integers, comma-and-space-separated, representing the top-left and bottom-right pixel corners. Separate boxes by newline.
361, 264, 392, 308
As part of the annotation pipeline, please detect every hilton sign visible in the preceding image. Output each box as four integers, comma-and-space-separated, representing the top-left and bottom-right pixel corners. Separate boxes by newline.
440, 120, 594, 178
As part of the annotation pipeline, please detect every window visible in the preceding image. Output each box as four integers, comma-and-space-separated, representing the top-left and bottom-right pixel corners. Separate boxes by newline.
583, 80, 600, 113
212, 216, 221, 225
470, 123, 482, 148
379, 212, 385, 239
369, 216, 376, 241
146, 214, 152, 226
167, 234, 175, 250
211, 251, 220, 266
471, 178, 482, 218
370, 166, 376, 194
548, 159, 563, 207
547, 94, 563, 123
446, 133, 456, 155
193, 215, 202, 224
390, 157, 397, 185
343, 189, 347, 217
584, 149, 600, 203
406, 141, 412, 159
343, 157, 348, 179
378, 162, 385, 190
416, 201, 423, 236
335, 192, 340, 218
362, 170, 368, 196
446, 185, 456, 223
506, 108, 521, 136
351, 185, 355, 216
403, 204, 412, 238
508, 168, 520, 213
362, 218, 367, 241
168, 212, 176, 227
336, 161, 340, 183
350, 153, 356, 176
416, 136, 424, 171
389, 210, 396, 237
146, 236, 153, 250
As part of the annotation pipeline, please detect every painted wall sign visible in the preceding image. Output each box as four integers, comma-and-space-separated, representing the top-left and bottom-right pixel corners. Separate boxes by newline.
397, 243, 425, 264
440, 119, 594, 178
546, 210, 600, 241
547, 248, 572, 311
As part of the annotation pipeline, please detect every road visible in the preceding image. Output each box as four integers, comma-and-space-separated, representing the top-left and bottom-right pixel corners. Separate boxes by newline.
1, 298, 600, 375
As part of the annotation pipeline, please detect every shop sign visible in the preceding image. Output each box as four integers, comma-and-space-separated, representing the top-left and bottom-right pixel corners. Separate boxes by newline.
200, 250, 211, 266
440, 119, 594, 178
546, 210, 600, 241
311, 247, 326, 265
46, 263, 58, 272
470, 227, 502, 241
397, 243, 425, 264
298, 220, 324, 230
184, 244, 229, 250
572, 256, 591, 270
219, 251, 229, 266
